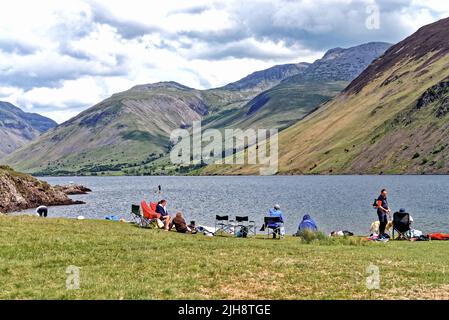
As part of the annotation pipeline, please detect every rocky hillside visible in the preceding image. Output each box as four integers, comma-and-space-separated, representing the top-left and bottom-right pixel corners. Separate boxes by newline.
221, 63, 310, 92
0, 165, 82, 213
290, 42, 391, 82
0, 102, 57, 158
205, 17, 449, 175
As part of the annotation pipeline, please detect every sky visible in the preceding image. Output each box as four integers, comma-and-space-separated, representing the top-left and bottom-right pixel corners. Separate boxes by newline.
0, 0, 449, 123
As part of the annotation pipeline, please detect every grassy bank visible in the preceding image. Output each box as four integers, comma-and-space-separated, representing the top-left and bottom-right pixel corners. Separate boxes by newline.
1, 215, 449, 299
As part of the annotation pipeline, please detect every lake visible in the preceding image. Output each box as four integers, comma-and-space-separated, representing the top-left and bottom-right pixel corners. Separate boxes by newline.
15, 175, 449, 235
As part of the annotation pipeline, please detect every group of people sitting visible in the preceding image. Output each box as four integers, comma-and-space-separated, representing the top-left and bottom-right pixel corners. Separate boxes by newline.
141, 200, 321, 238
142, 189, 445, 241
141, 199, 197, 234
261, 204, 319, 238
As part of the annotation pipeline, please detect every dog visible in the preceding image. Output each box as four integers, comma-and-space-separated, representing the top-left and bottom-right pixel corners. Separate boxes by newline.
370, 220, 393, 235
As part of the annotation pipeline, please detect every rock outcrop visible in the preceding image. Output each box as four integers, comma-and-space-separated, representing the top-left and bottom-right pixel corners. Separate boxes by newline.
54, 184, 92, 195
0, 165, 83, 213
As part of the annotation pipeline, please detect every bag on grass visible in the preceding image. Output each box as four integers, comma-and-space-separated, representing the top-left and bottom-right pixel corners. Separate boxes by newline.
280, 227, 286, 236
156, 218, 164, 229
236, 226, 249, 238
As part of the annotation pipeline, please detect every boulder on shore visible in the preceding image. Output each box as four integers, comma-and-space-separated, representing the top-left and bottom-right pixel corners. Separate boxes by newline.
0, 165, 84, 213
54, 184, 92, 195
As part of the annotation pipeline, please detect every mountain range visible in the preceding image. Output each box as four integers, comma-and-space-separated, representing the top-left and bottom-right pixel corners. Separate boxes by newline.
0, 102, 57, 159
2, 42, 391, 175
202, 17, 449, 175
225, 42, 391, 130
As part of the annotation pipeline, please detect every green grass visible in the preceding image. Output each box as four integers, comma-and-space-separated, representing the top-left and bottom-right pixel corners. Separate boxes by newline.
232, 81, 348, 130
1, 215, 449, 300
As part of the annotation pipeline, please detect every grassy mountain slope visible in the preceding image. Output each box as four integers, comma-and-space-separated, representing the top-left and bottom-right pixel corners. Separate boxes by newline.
225, 43, 391, 130
0, 102, 57, 158
3, 83, 210, 174
204, 17, 449, 175
224, 81, 348, 130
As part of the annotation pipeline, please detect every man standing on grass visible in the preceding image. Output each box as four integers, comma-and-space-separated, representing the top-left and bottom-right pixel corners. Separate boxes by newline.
374, 189, 391, 238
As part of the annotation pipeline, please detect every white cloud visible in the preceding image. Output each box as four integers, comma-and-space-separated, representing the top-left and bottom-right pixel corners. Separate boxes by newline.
18, 77, 104, 109
0, 0, 448, 123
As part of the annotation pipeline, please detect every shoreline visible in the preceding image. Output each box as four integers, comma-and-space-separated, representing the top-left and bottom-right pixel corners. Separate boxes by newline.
0, 166, 90, 214
30, 173, 449, 178
8, 174, 449, 236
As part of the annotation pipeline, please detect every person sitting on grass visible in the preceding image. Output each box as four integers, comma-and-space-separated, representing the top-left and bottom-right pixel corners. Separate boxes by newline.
295, 214, 318, 235
155, 199, 171, 231
171, 212, 196, 234
172, 212, 196, 234
392, 208, 414, 239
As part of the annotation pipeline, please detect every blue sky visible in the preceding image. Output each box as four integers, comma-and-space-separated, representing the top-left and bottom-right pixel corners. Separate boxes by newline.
0, 0, 448, 123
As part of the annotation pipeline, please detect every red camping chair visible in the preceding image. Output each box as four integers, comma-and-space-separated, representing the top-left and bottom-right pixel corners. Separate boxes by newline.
140, 201, 161, 227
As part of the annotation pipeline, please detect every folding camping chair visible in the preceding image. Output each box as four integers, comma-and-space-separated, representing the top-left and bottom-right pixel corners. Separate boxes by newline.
392, 211, 412, 240
233, 216, 256, 237
140, 201, 160, 228
264, 216, 284, 239
215, 215, 232, 235
130, 204, 143, 226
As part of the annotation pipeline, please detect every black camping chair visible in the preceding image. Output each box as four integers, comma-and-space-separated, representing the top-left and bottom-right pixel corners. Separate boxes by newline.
233, 216, 256, 237
264, 216, 284, 239
215, 215, 232, 235
392, 211, 411, 240
130, 204, 143, 226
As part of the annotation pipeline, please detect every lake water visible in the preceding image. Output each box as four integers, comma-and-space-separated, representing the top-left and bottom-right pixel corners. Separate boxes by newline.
15, 175, 449, 235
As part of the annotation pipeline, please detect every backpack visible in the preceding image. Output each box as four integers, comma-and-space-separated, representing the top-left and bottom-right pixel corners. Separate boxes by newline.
236, 226, 249, 238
